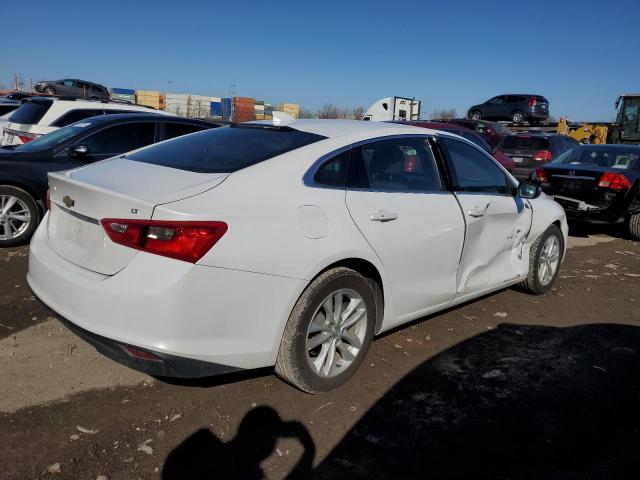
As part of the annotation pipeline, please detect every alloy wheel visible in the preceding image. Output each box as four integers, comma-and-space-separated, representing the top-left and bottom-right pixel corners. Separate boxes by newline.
306, 288, 368, 378
538, 235, 560, 286
0, 195, 31, 241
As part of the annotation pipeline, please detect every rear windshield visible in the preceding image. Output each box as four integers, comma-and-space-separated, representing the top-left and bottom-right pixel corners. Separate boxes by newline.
500, 136, 548, 150
8, 100, 53, 125
127, 125, 326, 173
535, 96, 548, 103
552, 147, 640, 169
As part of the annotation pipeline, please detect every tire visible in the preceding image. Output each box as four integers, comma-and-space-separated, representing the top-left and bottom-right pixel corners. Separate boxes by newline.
469, 110, 482, 120
511, 110, 525, 123
0, 185, 40, 248
608, 126, 620, 144
43, 87, 56, 95
275, 267, 377, 393
627, 213, 640, 240
520, 225, 564, 295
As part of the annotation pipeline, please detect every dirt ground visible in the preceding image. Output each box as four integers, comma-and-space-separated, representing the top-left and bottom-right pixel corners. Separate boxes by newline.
1, 222, 639, 479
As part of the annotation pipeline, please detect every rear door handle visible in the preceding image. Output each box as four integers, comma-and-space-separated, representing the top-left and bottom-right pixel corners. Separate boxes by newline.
468, 202, 490, 218
369, 210, 398, 222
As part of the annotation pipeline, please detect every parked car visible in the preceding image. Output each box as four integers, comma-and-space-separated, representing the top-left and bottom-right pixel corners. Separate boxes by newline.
468, 95, 550, 124
395, 121, 514, 172
2, 97, 170, 146
530, 144, 640, 238
448, 119, 513, 148
2, 92, 37, 101
28, 120, 567, 393
497, 133, 578, 180
0, 113, 220, 247
0, 98, 21, 117
34, 79, 110, 101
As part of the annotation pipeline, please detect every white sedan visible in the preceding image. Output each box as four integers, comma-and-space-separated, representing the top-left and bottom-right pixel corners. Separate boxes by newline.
28, 119, 567, 393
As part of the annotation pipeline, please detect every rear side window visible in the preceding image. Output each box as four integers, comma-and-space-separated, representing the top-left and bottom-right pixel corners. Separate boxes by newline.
82, 123, 155, 155
350, 137, 441, 192
500, 136, 548, 150
0, 105, 18, 116
52, 109, 105, 127
8, 100, 53, 125
441, 138, 508, 194
160, 122, 208, 141
127, 125, 326, 173
314, 150, 350, 187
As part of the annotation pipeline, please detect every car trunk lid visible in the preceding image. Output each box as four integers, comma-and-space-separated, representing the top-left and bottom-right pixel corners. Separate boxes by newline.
499, 136, 550, 167
47, 158, 228, 275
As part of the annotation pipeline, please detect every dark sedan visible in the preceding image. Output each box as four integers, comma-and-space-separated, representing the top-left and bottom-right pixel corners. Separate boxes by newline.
0, 114, 220, 247
530, 144, 640, 239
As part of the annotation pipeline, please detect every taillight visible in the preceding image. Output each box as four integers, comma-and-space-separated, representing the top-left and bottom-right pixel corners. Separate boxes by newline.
46, 190, 51, 210
18, 134, 37, 143
533, 150, 552, 162
534, 168, 549, 183
598, 172, 631, 191
100, 219, 227, 263
528, 96, 537, 107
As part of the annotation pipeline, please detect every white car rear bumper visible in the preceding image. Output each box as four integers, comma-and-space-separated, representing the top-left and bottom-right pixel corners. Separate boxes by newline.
27, 218, 307, 374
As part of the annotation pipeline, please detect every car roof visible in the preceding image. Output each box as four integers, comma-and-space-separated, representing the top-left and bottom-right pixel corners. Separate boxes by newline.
85, 113, 220, 125
270, 119, 427, 138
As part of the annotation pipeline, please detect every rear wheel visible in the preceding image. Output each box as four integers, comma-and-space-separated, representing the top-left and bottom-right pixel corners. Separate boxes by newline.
275, 267, 376, 393
520, 225, 563, 295
469, 110, 482, 120
511, 110, 525, 123
0, 186, 40, 247
627, 213, 640, 240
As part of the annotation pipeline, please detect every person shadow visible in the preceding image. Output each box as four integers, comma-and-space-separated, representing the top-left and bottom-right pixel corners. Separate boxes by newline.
162, 406, 315, 479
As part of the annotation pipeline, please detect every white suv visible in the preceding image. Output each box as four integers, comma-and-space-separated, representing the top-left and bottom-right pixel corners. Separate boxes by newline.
2, 97, 171, 146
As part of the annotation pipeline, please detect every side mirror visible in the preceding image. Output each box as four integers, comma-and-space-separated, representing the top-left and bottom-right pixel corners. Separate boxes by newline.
517, 181, 541, 199
70, 144, 89, 157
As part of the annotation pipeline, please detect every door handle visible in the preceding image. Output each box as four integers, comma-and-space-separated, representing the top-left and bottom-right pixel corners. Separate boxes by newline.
369, 210, 398, 222
468, 202, 490, 218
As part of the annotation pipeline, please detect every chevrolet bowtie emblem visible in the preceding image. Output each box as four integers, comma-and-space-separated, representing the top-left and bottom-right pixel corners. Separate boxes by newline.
62, 195, 75, 208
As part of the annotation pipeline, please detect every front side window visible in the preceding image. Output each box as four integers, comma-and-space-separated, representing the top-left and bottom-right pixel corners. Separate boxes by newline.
441, 138, 508, 194
350, 137, 441, 192
62, 80, 74, 87
82, 123, 155, 155
487, 96, 504, 105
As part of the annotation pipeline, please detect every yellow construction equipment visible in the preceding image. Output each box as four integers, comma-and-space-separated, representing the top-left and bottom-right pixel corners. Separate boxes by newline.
557, 117, 609, 144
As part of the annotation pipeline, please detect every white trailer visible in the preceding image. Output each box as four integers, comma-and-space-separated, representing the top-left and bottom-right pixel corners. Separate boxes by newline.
362, 97, 421, 122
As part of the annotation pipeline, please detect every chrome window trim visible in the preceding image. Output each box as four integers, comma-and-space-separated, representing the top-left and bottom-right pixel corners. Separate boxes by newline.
302, 134, 446, 194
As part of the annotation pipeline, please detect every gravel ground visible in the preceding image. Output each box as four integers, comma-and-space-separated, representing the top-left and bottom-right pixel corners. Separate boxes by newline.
0, 222, 639, 479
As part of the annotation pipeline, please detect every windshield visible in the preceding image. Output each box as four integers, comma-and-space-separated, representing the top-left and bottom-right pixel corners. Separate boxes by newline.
14, 121, 94, 152
127, 124, 326, 173
552, 147, 640, 169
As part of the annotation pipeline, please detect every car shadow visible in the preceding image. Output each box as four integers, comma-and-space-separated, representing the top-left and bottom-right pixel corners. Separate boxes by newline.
315, 323, 640, 479
161, 323, 640, 479
568, 219, 631, 240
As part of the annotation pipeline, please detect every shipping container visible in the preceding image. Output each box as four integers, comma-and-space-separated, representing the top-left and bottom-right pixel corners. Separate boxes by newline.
210, 102, 222, 116
111, 88, 136, 95
221, 98, 232, 121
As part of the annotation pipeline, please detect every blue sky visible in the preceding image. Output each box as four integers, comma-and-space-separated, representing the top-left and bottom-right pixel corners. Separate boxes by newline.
3, 0, 639, 121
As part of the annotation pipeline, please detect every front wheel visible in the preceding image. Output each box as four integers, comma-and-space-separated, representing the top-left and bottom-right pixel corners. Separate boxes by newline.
469, 110, 482, 120
520, 225, 564, 295
43, 86, 56, 95
275, 267, 376, 393
0, 186, 40, 247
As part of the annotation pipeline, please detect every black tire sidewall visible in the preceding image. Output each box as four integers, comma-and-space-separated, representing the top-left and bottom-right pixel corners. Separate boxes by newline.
0, 186, 40, 247
292, 271, 376, 393
530, 226, 564, 294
